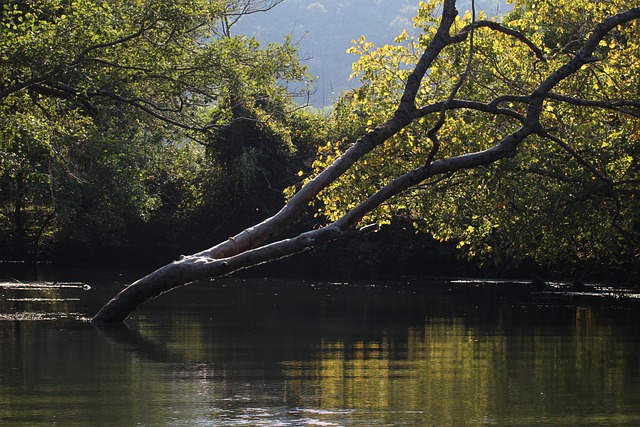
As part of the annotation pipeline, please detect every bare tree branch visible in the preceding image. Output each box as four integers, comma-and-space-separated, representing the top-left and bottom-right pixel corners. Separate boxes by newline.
425, 0, 477, 167
219, 0, 285, 35
546, 93, 640, 117
457, 20, 546, 62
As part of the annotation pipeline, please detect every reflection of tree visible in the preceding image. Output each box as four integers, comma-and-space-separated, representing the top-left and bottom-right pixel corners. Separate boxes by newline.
283, 307, 640, 425
94, 322, 181, 363
89, 280, 640, 424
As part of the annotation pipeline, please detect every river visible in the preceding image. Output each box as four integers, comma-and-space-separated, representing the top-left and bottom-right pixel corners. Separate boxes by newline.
1, 267, 640, 426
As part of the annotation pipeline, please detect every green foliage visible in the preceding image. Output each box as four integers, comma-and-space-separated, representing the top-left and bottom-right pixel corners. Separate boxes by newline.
0, 0, 314, 261
309, 0, 640, 276
207, 98, 331, 232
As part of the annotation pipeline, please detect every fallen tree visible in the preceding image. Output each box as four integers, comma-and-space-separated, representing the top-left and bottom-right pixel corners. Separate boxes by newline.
93, 0, 640, 323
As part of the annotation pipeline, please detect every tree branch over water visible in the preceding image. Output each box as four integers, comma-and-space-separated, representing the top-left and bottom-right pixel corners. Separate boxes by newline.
92, 1, 640, 323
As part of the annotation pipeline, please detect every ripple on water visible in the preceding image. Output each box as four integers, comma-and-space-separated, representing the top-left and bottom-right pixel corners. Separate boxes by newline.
1, 280, 92, 322
0, 312, 90, 321
0, 281, 91, 290
200, 405, 355, 427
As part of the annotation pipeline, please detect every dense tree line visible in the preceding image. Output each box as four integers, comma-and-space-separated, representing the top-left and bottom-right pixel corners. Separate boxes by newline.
1, 0, 638, 301
0, 0, 326, 264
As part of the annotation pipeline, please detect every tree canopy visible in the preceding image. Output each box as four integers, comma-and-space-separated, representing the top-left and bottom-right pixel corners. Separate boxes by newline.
0, 0, 315, 261
311, 0, 640, 276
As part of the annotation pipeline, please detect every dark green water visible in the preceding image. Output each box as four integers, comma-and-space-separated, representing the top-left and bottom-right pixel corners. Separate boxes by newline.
1, 269, 640, 426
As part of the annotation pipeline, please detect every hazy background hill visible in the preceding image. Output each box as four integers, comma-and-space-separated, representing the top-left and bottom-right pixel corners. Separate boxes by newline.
235, 0, 511, 108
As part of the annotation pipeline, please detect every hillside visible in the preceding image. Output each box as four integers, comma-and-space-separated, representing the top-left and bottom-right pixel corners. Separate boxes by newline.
235, 0, 510, 108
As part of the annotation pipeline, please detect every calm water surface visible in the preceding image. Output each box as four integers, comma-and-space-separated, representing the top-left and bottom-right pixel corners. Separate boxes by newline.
1, 268, 640, 426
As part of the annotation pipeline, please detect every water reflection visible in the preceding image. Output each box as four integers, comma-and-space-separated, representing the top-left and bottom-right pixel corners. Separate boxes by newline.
276, 316, 638, 425
2, 277, 640, 425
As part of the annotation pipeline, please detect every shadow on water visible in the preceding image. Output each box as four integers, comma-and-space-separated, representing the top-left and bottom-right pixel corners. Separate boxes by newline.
93, 321, 187, 364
